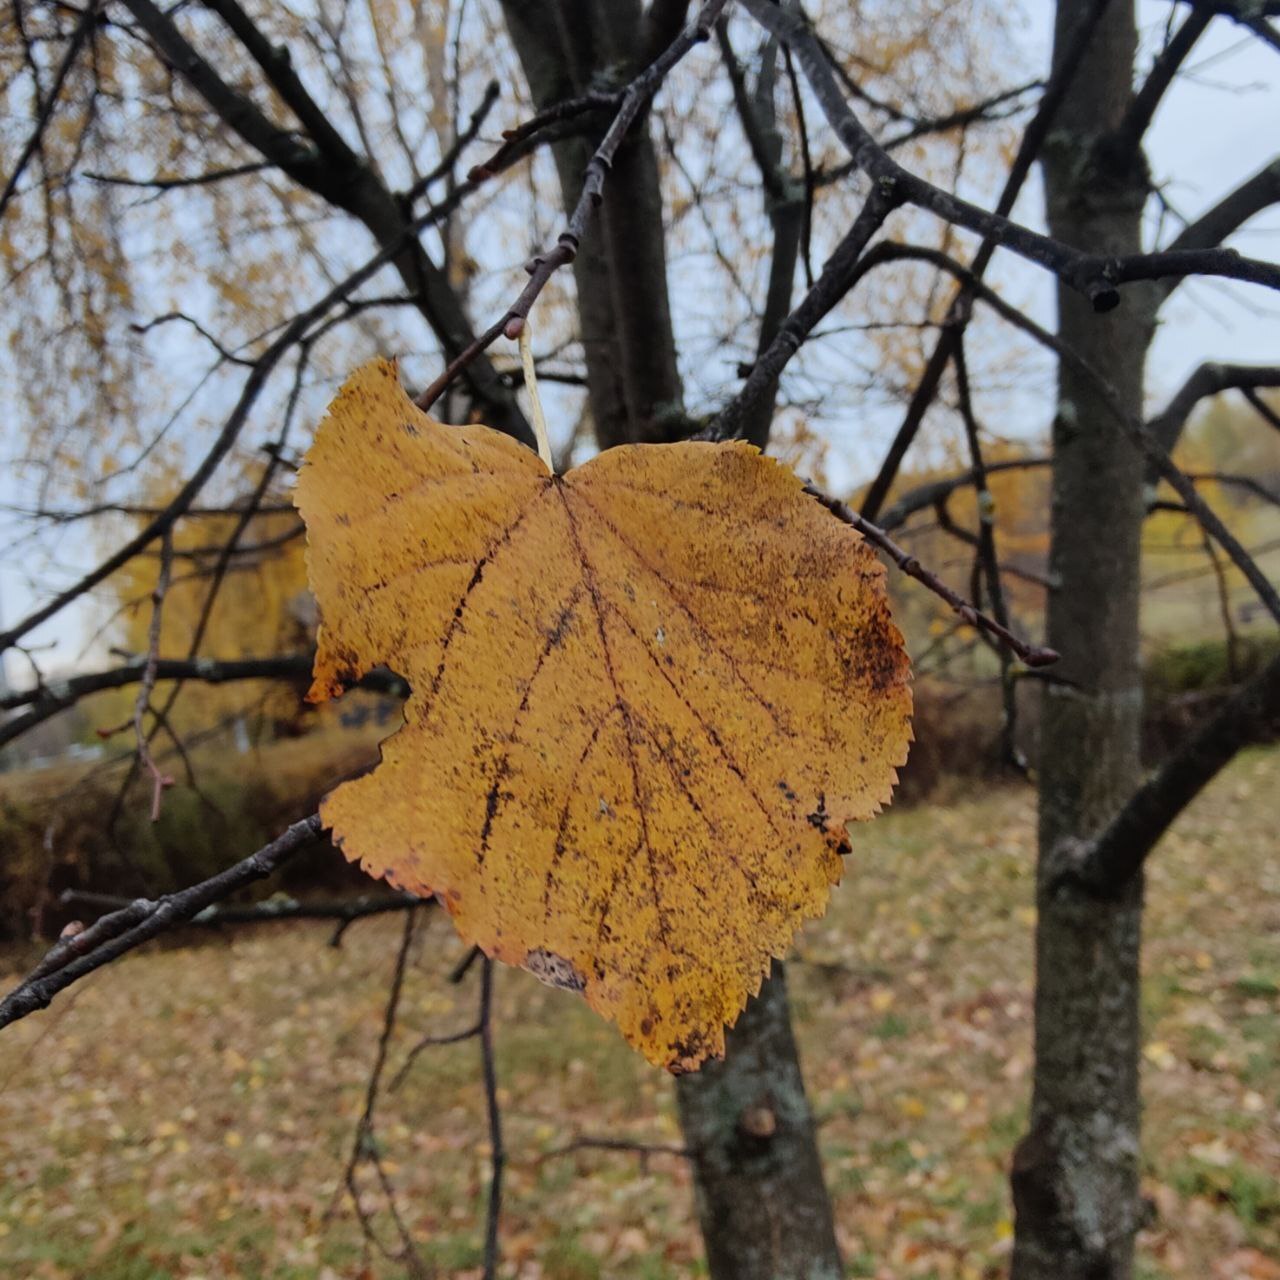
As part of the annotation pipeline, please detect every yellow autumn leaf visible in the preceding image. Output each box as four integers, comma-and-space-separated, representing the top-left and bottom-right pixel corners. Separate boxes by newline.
297, 359, 912, 1071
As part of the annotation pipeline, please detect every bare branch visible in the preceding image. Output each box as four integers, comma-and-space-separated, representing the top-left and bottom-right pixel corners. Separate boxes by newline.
404, 78, 500, 201
0, 171, 484, 657
1157, 156, 1280, 303
858, 0, 1111, 520
1108, 6, 1213, 162
334, 910, 430, 1275
118, 0, 531, 442
804, 485, 1059, 668
1147, 361, 1280, 460
0, 815, 325, 1031
0, 2, 100, 222
861, 242, 1280, 625
466, 88, 619, 184
879, 457, 1052, 531
416, 0, 730, 411
743, 0, 1280, 311
480, 959, 504, 1280
83, 159, 272, 192
0, 655, 406, 751
1055, 650, 1280, 898
953, 338, 1027, 771
710, 183, 899, 441
716, 17, 806, 447
132, 530, 174, 821
59, 889, 425, 931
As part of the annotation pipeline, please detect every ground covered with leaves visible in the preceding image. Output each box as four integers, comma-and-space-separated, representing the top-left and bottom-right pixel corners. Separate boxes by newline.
1, 748, 1277, 1280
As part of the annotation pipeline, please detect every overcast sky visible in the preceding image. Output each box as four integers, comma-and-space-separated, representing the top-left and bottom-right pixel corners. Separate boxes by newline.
1119, 1, 1280, 401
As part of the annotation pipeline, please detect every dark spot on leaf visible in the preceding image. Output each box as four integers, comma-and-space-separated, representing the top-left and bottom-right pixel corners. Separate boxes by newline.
523, 948, 586, 992
807, 791, 829, 832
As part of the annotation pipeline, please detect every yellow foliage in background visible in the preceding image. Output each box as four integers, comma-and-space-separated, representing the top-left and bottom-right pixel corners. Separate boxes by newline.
108, 470, 313, 736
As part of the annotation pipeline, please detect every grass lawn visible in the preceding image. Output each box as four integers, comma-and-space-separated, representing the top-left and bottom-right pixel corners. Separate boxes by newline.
1, 748, 1277, 1279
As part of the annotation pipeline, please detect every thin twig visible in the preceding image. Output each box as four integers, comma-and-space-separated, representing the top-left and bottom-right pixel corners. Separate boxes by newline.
450, 943, 483, 985
333, 910, 428, 1275
132, 529, 175, 820
859, 241, 1280, 626
404, 78, 500, 202
58, 888, 425, 930
0, 815, 324, 1030
742, 0, 1280, 307
1243, 385, 1280, 433
467, 89, 620, 182
0, 152, 504, 657
953, 339, 1027, 770
415, 0, 729, 412
781, 43, 815, 288
390, 1020, 482, 1092
709, 181, 900, 439
0, 2, 100, 221
479, 958, 504, 1280
804, 484, 1060, 668
0, 655, 407, 753
854, 0, 1111, 521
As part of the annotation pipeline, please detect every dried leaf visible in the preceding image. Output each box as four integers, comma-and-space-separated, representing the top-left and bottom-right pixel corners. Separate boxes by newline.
297, 360, 912, 1070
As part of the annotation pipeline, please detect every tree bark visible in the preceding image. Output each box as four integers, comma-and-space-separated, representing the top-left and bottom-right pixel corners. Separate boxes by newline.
500, 0, 685, 449
676, 963, 843, 1280
1012, 2, 1155, 1276
500, 8, 842, 1276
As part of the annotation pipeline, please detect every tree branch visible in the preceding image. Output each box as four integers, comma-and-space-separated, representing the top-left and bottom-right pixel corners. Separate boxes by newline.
59, 889, 425, 932
82, 159, 272, 192
0, 815, 325, 1031
743, 0, 1280, 312
0, 655, 407, 750
860, 242, 1280, 625
0, 172, 483, 657
710, 183, 899, 441
0, 2, 100, 221
416, 0, 730, 412
118, 0, 532, 443
716, 17, 806, 447
1108, 5, 1213, 162
1056, 650, 1280, 898
804, 485, 1059, 668
857, 0, 1111, 520
1146, 361, 1280, 462
466, 89, 618, 184
878, 457, 1052, 531
1156, 156, 1280, 303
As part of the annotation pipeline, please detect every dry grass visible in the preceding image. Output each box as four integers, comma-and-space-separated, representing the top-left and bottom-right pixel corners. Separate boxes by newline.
1, 749, 1277, 1279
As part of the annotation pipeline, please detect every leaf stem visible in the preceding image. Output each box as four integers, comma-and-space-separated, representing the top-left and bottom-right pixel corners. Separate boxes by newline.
519, 323, 554, 473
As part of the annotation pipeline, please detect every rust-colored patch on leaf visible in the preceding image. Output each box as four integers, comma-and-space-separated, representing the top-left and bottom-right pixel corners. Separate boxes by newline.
297, 359, 912, 1071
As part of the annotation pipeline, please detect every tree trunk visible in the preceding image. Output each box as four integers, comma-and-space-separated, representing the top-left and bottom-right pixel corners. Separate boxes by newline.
500, 0, 685, 449
1012, 2, 1155, 1277
501, 9, 842, 1275
676, 963, 843, 1280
